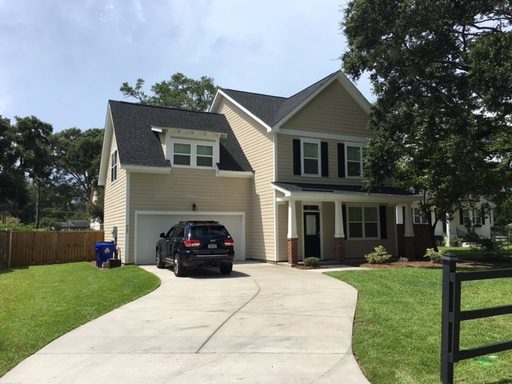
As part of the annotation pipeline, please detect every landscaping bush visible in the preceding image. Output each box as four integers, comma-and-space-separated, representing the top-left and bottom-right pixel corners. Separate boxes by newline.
423, 248, 443, 263
364, 245, 391, 264
303, 257, 319, 268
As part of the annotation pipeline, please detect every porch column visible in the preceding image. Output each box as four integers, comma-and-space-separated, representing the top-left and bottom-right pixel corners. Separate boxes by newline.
403, 203, 416, 259
334, 200, 345, 262
445, 213, 451, 247
287, 199, 298, 266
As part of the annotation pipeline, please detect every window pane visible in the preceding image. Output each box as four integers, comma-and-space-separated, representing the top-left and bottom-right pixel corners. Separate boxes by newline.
197, 145, 212, 156
174, 143, 190, 154
347, 146, 360, 161
303, 158, 318, 174
305, 215, 317, 235
347, 161, 361, 177
303, 142, 318, 158
197, 156, 212, 167
349, 207, 362, 222
349, 223, 363, 238
364, 207, 378, 222
174, 154, 190, 165
365, 223, 378, 238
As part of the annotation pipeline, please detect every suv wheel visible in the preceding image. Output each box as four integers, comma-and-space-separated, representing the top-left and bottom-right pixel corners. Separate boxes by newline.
156, 248, 165, 269
220, 263, 233, 275
173, 254, 186, 277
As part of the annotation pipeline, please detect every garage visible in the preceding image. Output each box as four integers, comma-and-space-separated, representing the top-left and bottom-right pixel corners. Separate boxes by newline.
134, 211, 245, 265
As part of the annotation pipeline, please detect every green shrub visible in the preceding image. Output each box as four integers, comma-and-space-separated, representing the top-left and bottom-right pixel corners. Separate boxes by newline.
364, 246, 391, 264
303, 257, 320, 268
423, 248, 443, 263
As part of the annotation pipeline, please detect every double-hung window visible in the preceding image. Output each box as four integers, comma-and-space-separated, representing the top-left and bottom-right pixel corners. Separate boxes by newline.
346, 145, 365, 177
110, 150, 118, 183
172, 140, 214, 168
302, 139, 320, 176
463, 209, 482, 226
347, 206, 379, 239
412, 208, 429, 224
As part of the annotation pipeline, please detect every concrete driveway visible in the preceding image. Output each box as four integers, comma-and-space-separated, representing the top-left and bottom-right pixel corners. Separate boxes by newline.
0, 263, 369, 384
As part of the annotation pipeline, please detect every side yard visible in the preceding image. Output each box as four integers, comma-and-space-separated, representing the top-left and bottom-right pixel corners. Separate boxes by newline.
0, 262, 160, 377
328, 267, 512, 384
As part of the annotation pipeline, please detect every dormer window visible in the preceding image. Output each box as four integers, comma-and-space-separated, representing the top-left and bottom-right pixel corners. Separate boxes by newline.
171, 139, 215, 168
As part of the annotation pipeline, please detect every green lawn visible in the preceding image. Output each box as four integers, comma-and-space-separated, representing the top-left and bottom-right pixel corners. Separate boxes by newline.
0, 262, 160, 377
327, 268, 512, 384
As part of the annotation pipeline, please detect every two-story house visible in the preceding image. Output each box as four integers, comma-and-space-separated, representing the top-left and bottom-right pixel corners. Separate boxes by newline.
98, 71, 425, 265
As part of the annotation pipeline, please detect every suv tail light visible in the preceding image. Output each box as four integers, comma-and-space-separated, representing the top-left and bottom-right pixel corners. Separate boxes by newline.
224, 239, 234, 247
184, 239, 201, 248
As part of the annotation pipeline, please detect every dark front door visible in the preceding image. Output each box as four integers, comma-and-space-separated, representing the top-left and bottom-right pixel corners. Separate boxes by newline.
304, 212, 321, 259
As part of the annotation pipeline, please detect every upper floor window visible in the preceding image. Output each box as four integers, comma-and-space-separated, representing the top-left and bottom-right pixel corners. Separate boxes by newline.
301, 139, 320, 176
346, 145, 366, 177
171, 139, 214, 168
110, 150, 118, 183
347, 206, 379, 239
412, 208, 429, 225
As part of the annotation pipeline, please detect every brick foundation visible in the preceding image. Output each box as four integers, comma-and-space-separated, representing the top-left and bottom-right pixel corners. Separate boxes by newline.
287, 238, 298, 266
334, 237, 345, 262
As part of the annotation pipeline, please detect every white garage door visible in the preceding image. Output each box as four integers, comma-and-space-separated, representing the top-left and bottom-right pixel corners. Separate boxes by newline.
134, 212, 245, 265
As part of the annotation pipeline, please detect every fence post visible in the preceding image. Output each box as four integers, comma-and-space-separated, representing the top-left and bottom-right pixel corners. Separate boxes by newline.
441, 253, 458, 384
7, 231, 13, 268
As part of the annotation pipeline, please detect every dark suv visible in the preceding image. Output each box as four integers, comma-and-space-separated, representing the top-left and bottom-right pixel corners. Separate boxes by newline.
155, 221, 235, 277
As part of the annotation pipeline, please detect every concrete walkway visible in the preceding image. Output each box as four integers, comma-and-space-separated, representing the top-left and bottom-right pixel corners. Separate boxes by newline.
1, 263, 369, 384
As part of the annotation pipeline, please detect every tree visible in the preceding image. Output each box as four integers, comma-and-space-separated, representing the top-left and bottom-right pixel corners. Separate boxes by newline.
0, 116, 29, 221
120, 72, 217, 111
52, 128, 103, 208
342, 0, 512, 247
13, 116, 54, 228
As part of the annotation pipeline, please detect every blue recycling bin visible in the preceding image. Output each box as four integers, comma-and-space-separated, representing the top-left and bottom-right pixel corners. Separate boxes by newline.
95, 242, 116, 267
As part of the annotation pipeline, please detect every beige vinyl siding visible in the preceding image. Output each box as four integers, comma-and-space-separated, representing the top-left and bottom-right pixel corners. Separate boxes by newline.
277, 135, 365, 186
103, 130, 127, 263
281, 80, 369, 136
127, 168, 251, 262
344, 205, 397, 260
216, 99, 275, 261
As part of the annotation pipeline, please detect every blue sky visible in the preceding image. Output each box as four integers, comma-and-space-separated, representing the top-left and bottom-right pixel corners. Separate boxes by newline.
0, 0, 372, 132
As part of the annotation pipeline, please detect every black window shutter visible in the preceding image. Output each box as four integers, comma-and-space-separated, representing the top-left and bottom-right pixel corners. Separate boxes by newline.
321, 142, 329, 177
402, 206, 405, 225
481, 209, 486, 225
293, 139, 301, 175
337, 143, 345, 177
459, 209, 464, 225
342, 205, 347, 240
380, 206, 387, 239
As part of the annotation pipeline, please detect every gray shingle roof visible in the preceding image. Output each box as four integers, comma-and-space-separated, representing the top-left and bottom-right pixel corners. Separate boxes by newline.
221, 71, 340, 127
109, 100, 252, 172
273, 182, 414, 196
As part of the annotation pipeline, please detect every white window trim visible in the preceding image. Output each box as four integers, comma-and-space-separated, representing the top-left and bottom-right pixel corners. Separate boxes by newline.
412, 208, 429, 225
169, 137, 218, 169
346, 204, 380, 240
110, 150, 118, 183
463, 208, 482, 226
345, 142, 365, 179
300, 138, 321, 177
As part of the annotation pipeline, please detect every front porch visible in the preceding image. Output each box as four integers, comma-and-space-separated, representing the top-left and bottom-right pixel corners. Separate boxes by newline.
273, 182, 428, 265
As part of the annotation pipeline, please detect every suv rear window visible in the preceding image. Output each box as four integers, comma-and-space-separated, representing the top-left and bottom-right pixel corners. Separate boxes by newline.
191, 225, 229, 238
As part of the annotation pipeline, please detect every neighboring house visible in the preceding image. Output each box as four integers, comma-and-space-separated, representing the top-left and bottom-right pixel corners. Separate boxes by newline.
99, 71, 429, 265
56, 220, 91, 231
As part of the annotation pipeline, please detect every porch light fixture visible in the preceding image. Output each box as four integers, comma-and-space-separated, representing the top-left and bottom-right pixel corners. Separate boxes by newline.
192, 203, 197, 211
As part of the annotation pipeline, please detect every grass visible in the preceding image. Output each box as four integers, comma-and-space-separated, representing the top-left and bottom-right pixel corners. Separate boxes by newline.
439, 244, 512, 261
0, 262, 160, 377
327, 267, 512, 384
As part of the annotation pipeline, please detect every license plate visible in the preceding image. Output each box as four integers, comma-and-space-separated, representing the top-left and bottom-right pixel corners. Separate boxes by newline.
208, 244, 217, 249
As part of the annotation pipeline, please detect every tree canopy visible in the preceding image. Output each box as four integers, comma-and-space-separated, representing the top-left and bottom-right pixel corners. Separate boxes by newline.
120, 72, 217, 111
342, 0, 512, 232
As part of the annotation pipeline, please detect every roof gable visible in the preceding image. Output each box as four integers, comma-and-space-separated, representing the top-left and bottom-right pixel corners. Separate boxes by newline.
211, 71, 371, 132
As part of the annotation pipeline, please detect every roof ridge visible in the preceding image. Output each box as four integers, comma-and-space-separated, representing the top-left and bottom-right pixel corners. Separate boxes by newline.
284, 70, 340, 101
108, 99, 224, 116
220, 88, 287, 100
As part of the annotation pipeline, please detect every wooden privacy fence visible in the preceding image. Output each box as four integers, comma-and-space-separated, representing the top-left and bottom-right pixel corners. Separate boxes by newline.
0, 231, 104, 268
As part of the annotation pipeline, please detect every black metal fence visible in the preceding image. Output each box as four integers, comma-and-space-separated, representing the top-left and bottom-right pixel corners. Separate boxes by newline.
441, 254, 512, 383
